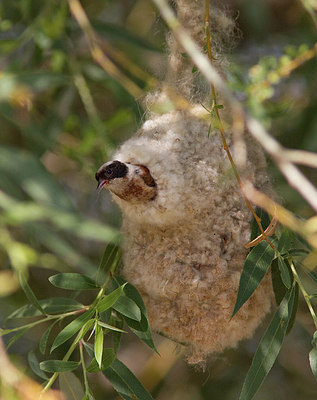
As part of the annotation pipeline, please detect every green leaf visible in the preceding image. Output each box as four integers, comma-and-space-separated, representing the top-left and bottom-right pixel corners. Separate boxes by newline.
98, 321, 126, 333
28, 351, 48, 380
97, 284, 127, 313
19, 272, 46, 315
6, 298, 85, 319
112, 317, 125, 353
94, 323, 104, 369
113, 296, 141, 321
103, 358, 154, 400
277, 229, 292, 253
96, 244, 121, 286
87, 348, 116, 372
40, 360, 80, 373
277, 257, 292, 289
271, 259, 287, 306
239, 285, 296, 400
49, 273, 100, 290
286, 282, 298, 335
40, 320, 59, 355
51, 309, 95, 352
59, 372, 85, 400
232, 241, 275, 317
309, 347, 317, 380
118, 280, 157, 353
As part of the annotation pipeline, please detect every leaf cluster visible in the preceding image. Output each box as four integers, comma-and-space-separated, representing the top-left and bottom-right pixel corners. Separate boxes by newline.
1, 245, 156, 400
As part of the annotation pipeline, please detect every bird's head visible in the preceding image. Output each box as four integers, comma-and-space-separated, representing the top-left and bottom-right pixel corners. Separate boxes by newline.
95, 160, 157, 203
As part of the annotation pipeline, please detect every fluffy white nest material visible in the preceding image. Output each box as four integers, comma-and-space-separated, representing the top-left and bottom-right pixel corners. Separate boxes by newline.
113, 108, 272, 364
99, 0, 274, 363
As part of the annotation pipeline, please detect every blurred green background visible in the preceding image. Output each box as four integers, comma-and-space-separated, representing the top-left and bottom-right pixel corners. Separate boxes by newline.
0, 0, 316, 399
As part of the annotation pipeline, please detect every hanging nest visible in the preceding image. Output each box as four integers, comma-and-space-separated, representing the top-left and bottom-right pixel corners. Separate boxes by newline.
96, 0, 274, 364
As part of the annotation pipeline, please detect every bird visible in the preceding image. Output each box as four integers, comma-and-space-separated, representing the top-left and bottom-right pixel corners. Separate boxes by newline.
96, 160, 157, 202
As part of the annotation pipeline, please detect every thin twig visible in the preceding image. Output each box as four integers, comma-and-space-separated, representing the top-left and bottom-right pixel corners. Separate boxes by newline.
67, 0, 144, 99
152, 0, 317, 213
204, 0, 276, 248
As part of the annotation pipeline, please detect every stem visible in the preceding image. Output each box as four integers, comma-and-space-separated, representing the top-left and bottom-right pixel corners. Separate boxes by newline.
290, 261, 317, 329
80, 340, 90, 395
204, 0, 275, 249
41, 323, 88, 394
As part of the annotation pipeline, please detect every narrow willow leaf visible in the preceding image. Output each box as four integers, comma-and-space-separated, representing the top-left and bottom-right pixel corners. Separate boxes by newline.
118, 280, 157, 352
49, 273, 99, 290
277, 229, 292, 253
94, 323, 104, 369
59, 372, 85, 400
51, 309, 95, 352
97, 284, 127, 313
271, 259, 287, 306
28, 351, 48, 380
87, 348, 116, 373
103, 358, 154, 400
277, 257, 292, 289
96, 244, 121, 286
113, 296, 141, 321
98, 321, 126, 333
286, 283, 298, 335
287, 248, 309, 257
40, 360, 80, 373
309, 347, 317, 380
129, 325, 158, 354
40, 320, 59, 355
232, 241, 275, 317
112, 318, 125, 353
7, 297, 84, 320
19, 272, 46, 315
239, 285, 296, 400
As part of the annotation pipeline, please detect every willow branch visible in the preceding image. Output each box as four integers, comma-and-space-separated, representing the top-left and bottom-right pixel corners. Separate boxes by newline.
152, 0, 317, 213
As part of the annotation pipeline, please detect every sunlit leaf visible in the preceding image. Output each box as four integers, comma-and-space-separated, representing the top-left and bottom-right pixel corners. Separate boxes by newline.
28, 350, 48, 380
94, 323, 104, 369
97, 284, 127, 313
87, 348, 115, 372
51, 309, 95, 352
59, 372, 85, 400
19, 272, 46, 315
98, 321, 126, 333
40, 360, 80, 373
103, 358, 154, 400
232, 241, 275, 317
113, 296, 141, 321
49, 273, 100, 290
239, 285, 296, 400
